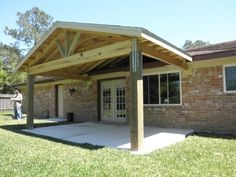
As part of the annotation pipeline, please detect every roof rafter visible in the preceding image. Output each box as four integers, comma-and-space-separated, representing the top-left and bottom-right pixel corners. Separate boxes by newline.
141, 45, 188, 70
29, 40, 132, 75
68, 31, 81, 56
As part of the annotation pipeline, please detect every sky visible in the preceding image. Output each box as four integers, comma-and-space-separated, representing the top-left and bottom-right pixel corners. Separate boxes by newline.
0, 0, 235, 48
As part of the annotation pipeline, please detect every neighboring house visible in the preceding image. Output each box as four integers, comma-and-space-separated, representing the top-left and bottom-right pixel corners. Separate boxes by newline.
15, 22, 236, 150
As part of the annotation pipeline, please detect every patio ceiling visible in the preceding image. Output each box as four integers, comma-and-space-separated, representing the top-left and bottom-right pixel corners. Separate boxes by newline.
16, 21, 192, 79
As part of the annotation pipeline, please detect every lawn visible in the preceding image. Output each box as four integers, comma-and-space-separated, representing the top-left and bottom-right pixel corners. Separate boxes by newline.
0, 112, 235, 177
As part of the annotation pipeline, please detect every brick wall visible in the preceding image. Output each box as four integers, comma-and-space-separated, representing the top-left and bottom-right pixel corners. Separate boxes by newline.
21, 80, 98, 121
63, 80, 98, 122
21, 85, 56, 118
21, 64, 235, 134
141, 65, 236, 133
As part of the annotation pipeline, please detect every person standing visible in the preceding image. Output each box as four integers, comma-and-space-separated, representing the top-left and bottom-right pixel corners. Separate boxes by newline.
11, 90, 23, 120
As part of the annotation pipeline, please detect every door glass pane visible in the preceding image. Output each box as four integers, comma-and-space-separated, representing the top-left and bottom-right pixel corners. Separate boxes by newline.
225, 66, 236, 91
149, 75, 159, 104
160, 74, 168, 104
102, 87, 112, 118
116, 86, 126, 118
168, 73, 180, 104
103, 89, 111, 110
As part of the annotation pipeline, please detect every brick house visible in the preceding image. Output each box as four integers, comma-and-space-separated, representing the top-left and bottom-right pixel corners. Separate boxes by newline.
16, 22, 236, 150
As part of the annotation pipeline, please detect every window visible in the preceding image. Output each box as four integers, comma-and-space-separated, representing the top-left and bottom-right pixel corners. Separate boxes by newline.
224, 64, 236, 92
143, 72, 181, 105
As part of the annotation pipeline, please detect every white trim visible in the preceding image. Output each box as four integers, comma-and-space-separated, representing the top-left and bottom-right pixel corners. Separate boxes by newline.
58, 21, 143, 36
223, 63, 236, 93
143, 70, 181, 76
143, 70, 182, 106
144, 103, 182, 107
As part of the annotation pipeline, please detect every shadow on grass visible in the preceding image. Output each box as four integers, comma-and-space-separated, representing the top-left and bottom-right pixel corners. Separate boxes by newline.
193, 131, 236, 140
1, 113, 14, 117
0, 121, 104, 151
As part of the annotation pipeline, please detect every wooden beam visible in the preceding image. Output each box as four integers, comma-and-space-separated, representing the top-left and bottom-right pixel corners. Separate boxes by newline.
141, 45, 188, 69
28, 30, 65, 66
76, 40, 112, 53
17, 65, 29, 72
68, 32, 81, 56
41, 71, 88, 80
56, 39, 65, 57
139, 38, 147, 43
29, 40, 132, 75
82, 59, 107, 72
72, 62, 99, 73
42, 32, 81, 63
129, 38, 143, 151
42, 46, 58, 63
26, 74, 34, 129
88, 61, 165, 75
64, 31, 69, 56
109, 55, 127, 66
155, 46, 163, 50
148, 43, 156, 47
96, 57, 116, 70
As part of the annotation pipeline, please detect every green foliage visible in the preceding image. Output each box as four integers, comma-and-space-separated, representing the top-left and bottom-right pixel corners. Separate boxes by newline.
1, 7, 54, 93
4, 7, 54, 52
0, 60, 7, 83
182, 40, 210, 50
0, 43, 26, 93
0, 114, 236, 177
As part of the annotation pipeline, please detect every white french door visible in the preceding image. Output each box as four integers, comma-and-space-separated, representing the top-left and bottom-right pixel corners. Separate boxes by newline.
100, 79, 126, 122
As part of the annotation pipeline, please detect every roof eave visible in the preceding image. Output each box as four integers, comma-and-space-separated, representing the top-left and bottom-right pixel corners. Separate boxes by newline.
15, 21, 192, 72
141, 30, 192, 61
15, 22, 60, 72
57, 21, 143, 36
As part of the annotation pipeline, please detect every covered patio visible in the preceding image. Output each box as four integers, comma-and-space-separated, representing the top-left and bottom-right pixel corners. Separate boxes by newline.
24, 122, 193, 154
16, 22, 192, 151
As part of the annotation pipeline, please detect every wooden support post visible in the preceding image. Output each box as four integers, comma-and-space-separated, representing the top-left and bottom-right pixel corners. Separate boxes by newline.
26, 74, 34, 129
129, 38, 144, 151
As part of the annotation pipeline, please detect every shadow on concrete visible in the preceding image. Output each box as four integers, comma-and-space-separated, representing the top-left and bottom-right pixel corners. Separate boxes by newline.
193, 131, 236, 140
0, 121, 104, 151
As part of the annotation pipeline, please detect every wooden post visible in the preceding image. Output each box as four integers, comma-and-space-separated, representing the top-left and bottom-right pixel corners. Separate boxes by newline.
129, 38, 144, 150
27, 73, 34, 129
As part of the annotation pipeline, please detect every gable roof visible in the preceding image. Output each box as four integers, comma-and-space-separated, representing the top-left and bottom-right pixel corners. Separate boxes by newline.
16, 21, 192, 72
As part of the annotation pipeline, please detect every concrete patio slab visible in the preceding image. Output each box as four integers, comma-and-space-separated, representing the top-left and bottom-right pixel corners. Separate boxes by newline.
23, 122, 193, 154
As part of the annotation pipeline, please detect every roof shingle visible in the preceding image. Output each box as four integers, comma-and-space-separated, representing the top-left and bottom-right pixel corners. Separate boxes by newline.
186, 40, 236, 60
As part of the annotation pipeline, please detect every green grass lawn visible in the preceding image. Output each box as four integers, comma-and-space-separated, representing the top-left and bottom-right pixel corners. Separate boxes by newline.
0, 112, 235, 177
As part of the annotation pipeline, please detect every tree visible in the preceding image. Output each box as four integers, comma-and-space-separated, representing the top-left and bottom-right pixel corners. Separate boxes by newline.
1, 7, 54, 93
182, 40, 210, 50
4, 7, 54, 52
0, 43, 26, 93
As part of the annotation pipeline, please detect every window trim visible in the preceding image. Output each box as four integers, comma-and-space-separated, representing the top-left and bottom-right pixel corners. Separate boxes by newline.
223, 64, 236, 93
143, 70, 182, 106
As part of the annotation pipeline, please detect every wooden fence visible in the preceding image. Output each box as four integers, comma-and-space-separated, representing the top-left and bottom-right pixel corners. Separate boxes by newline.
0, 94, 15, 111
